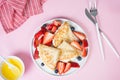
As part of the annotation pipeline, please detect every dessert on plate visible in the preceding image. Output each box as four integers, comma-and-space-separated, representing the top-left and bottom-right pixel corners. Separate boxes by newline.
32, 19, 88, 75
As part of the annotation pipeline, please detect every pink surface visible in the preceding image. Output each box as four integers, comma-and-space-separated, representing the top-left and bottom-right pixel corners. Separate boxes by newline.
0, 0, 120, 80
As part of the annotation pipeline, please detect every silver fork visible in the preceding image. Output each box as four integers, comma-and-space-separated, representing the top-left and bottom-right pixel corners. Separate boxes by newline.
89, 1, 120, 59
89, 1, 105, 60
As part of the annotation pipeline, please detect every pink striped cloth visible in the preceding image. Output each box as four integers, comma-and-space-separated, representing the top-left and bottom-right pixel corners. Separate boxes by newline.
0, 0, 46, 33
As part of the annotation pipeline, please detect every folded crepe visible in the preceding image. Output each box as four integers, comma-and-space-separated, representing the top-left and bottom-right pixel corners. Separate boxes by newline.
53, 22, 78, 47
58, 41, 82, 62
37, 44, 61, 70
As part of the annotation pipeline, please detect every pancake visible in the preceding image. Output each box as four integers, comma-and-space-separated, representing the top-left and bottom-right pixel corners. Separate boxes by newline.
58, 41, 82, 62
37, 44, 61, 70
53, 22, 78, 47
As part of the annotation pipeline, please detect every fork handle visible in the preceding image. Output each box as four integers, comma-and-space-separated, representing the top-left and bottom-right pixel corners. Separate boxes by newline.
100, 31, 120, 58
96, 23, 105, 60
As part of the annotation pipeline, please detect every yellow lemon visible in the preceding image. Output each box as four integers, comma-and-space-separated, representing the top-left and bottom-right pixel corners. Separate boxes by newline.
0, 56, 24, 80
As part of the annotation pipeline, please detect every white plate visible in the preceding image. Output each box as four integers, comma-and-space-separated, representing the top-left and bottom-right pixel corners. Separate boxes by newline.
31, 18, 89, 76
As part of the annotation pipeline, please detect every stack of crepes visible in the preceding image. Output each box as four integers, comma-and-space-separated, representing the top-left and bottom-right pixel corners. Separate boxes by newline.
0, 0, 46, 33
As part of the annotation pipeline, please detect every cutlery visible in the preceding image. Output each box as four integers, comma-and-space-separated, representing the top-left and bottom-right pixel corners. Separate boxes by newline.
85, 2, 120, 59
89, 1, 104, 60
85, 8, 96, 24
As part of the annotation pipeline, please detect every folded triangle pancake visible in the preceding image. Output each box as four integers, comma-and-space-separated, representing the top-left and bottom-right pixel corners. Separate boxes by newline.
37, 44, 61, 70
53, 22, 78, 47
58, 41, 82, 62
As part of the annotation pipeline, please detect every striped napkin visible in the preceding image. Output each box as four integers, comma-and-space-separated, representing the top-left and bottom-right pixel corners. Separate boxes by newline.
0, 0, 46, 33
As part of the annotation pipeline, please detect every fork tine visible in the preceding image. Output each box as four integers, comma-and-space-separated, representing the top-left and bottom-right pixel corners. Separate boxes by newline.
89, 0, 97, 9
92, 0, 97, 9
94, 0, 96, 8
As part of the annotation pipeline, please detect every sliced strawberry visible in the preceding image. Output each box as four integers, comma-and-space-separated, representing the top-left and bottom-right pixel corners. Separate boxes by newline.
43, 32, 54, 44
71, 40, 83, 51
45, 41, 52, 46
34, 31, 43, 39
34, 35, 44, 48
33, 48, 39, 59
46, 24, 54, 30
82, 48, 87, 57
39, 36, 44, 44
34, 27, 46, 39
41, 27, 47, 34
64, 62, 71, 73
73, 31, 86, 40
51, 25, 57, 33
57, 61, 66, 75
70, 62, 80, 68
82, 39, 88, 48
34, 38, 39, 48
53, 20, 62, 27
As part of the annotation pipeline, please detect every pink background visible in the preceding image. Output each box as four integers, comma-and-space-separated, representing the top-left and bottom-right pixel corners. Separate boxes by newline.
0, 0, 120, 80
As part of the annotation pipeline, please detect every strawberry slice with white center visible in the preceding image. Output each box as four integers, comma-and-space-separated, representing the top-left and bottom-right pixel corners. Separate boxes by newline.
34, 27, 46, 39
43, 32, 54, 44
64, 62, 71, 73
71, 40, 83, 51
53, 20, 62, 27
51, 25, 57, 33
82, 48, 88, 57
39, 36, 44, 44
57, 61, 66, 75
73, 31, 86, 40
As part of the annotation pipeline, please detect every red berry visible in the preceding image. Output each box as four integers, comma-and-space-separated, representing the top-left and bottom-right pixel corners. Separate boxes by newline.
53, 20, 62, 27
34, 27, 46, 39
82, 48, 87, 57
43, 32, 54, 44
39, 36, 44, 44
34, 38, 39, 48
71, 40, 83, 51
51, 25, 57, 33
34, 31, 43, 39
82, 39, 88, 48
70, 62, 80, 68
41, 27, 47, 34
57, 61, 66, 75
64, 62, 71, 73
73, 31, 86, 40
45, 41, 52, 46
46, 24, 54, 30
33, 48, 39, 59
